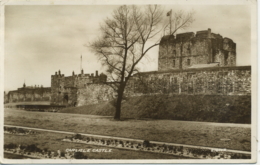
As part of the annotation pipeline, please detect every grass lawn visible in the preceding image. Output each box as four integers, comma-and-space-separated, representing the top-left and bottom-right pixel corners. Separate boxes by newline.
4, 109, 251, 151
4, 132, 185, 159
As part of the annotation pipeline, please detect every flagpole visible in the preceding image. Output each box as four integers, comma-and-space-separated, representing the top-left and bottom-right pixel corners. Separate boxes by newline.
170, 9, 172, 35
80, 54, 82, 71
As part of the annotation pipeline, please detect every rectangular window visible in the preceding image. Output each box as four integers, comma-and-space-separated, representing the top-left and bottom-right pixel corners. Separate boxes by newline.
187, 59, 191, 66
174, 77, 177, 84
173, 50, 176, 56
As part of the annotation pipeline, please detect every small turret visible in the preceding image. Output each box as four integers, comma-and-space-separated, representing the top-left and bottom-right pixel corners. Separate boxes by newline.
81, 69, 84, 75
23, 79, 26, 88
96, 70, 98, 77
58, 70, 61, 75
72, 71, 75, 76
208, 28, 211, 38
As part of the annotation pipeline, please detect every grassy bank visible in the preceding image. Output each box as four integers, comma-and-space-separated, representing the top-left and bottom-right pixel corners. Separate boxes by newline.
61, 95, 251, 124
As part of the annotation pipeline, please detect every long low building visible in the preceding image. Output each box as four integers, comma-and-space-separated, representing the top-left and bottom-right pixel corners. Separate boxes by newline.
6, 83, 51, 103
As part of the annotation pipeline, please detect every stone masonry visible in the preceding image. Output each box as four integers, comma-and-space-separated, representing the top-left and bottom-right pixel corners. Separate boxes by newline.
127, 66, 250, 96
158, 29, 236, 71
6, 83, 51, 103
50, 70, 108, 106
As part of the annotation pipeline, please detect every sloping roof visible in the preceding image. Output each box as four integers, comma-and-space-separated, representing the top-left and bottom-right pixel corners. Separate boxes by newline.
189, 63, 219, 69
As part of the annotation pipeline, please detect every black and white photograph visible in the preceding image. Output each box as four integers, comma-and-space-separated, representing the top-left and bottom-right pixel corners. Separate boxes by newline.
1, 0, 257, 163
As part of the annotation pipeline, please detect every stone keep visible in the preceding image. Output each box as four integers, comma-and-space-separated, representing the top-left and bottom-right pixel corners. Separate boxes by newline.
158, 28, 236, 70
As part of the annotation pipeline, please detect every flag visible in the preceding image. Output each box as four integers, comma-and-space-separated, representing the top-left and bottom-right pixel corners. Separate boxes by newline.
166, 10, 172, 16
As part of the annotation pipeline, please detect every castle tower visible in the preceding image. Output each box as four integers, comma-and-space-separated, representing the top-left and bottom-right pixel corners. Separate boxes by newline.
158, 28, 236, 71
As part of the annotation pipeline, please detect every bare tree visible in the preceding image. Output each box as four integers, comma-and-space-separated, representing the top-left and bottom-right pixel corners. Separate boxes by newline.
90, 5, 194, 120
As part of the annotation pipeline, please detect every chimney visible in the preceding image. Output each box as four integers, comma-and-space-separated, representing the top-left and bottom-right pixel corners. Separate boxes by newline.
81, 69, 84, 74
96, 70, 98, 77
208, 28, 211, 38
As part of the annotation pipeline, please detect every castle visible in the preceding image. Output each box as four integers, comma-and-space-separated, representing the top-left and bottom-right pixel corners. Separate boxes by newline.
128, 29, 250, 96
158, 28, 236, 70
50, 70, 111, 106
5, 29, 251, 106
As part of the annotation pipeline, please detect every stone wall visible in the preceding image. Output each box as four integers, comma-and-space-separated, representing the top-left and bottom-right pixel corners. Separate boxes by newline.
127, 66, 251, 96
7, 87, 51, 103
77, 83, 115, 106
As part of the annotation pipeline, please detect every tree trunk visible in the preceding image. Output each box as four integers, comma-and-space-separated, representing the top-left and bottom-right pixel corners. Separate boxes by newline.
114, 85, 125, 120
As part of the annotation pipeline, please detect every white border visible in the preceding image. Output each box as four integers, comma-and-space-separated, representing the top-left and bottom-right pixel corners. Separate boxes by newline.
0, 0, 257, 164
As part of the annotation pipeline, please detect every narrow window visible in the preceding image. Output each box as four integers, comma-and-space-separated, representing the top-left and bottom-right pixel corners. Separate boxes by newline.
174, 77, 177, 84
173, 60, 175, 67
173, 50, 176, 56
187, 45, 191, 54
187, 59, 191, 66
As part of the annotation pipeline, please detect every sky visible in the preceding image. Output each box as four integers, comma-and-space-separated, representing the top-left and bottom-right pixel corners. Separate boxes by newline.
4, 4, 251, 92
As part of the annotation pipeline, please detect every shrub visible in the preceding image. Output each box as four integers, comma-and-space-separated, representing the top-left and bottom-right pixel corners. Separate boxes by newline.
74, 134, 83, 140
60, 151, 65, 157
74, 152, 87, 159
5, 143, 17, 149
143, 140, 150, 147
25, 144, 41, 153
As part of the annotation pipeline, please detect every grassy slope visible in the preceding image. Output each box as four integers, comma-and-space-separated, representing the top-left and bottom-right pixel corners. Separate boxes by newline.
60, 95, 251, 124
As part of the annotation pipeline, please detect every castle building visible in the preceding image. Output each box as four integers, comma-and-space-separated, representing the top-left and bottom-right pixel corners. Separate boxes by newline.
127, 29, 250, 96
50, 28, 251, 106
6, 83, 51, 103
50, 70, 109, 106
5, 28, 251, 107
158, 28, 236, 70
